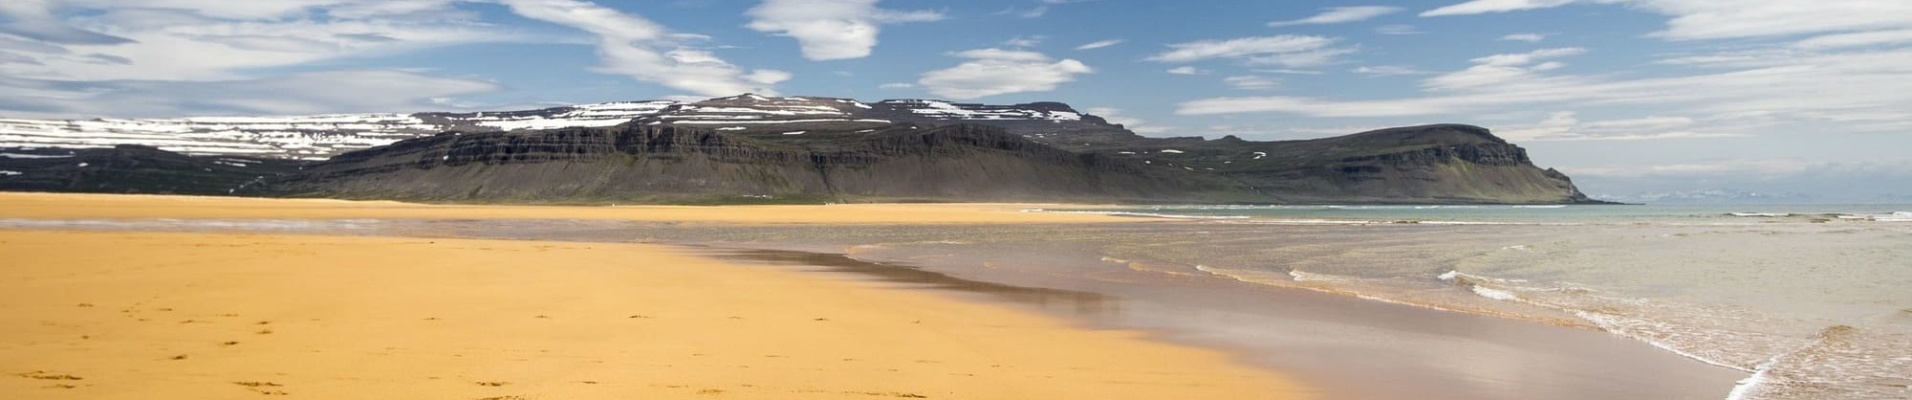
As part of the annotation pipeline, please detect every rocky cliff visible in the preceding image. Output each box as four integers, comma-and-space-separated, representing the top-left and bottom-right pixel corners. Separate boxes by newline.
260, 124, 1247, 203
0, 145, 300, 195
2, 94, 1602, 204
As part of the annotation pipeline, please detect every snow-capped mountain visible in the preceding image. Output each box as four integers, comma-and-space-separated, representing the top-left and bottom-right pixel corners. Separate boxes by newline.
1, 96, 1603, 205
0, 95, 1114, 160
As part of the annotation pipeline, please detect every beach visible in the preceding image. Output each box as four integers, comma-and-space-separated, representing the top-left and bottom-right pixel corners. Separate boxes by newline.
0, 229, 1306, 399
2, 193, 1815, 400
0, 192, 1127, 224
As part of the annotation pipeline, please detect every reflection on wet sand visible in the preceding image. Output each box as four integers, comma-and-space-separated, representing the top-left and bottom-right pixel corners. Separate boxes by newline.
696, 248, 1121, 318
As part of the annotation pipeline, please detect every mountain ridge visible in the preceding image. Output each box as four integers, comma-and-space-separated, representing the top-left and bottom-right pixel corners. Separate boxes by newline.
2, 94, 1604, 204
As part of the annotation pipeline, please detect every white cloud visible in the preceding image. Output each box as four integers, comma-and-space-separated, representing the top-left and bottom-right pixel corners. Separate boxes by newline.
1423, 47, 1585, 90
1004, 35, 1046, 48
0, 0, 527, 118
918, 48, 1092, 99
1223, 75, 1280, 90
1352, 65, 1430, 76
1267, 6, 1401, 27
0, 0, 509, 82
1374, 25, 1425, 35
1629, 0, 1912, 41
1566, 158, 1912, 179
1074, 39, 1123, 50
503, 0, 789, 96
1793, 28, 1912, 49
1249, 48, 1358, 68
1165, 66, 1206, 75
1500, 33, 1547, 42
999, 0, 1091, 19
1175, 45, 1912, 145
1147, 35, 1351, 67
0, 0, 800, 118
0, 70, 497, 118
1421, 0, 1578, 17
1424, 1, 1912, 43
1495, 111, 1736, 141
744, 0, 943, 61
878, 82, 915, 89
1084, 107, 1168, 134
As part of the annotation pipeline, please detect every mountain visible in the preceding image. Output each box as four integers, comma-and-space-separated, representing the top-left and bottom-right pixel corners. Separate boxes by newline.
0, 145, 301, 195
2, 94, 1600, 204
0, 101, 675, 160
260, 123, 1250, 203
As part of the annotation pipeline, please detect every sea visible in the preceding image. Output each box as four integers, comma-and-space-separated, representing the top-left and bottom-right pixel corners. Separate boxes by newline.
6, 203, 1907, 399
1014, 204, 1912, 400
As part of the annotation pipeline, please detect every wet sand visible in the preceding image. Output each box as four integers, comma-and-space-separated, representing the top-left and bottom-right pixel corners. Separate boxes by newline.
0, 230, 1308, 399
699, 246, 1747, 400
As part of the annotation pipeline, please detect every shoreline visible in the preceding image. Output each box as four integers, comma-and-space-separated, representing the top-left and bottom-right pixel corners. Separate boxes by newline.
0, 230, 1310, 399
690, 243, 1747, 400
0, 193, 1759, 399
0, 192, 1131, 224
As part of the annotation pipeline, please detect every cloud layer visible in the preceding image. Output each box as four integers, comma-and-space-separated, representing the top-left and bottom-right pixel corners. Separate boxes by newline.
1268, 6, 1401, 27
919, 49, 1092, 99
0, 0, 808, 117
744, 0, 943, 61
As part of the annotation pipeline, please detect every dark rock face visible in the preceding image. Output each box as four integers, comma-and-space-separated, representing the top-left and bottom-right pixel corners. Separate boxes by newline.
260, 124, 1246, 203
0, 145, 301, 195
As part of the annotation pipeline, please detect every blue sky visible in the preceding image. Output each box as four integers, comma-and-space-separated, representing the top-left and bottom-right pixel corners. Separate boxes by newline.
2, 0, 1909, 199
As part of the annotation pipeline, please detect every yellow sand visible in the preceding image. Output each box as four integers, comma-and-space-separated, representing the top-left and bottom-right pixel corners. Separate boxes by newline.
0, 230, 1309, 399
0, 192, 1125, 224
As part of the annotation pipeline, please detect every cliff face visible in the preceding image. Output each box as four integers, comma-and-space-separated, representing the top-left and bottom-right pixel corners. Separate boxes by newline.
1237, 125, 1594, 204
0, 145, 300, 195
261, 124, 1246, 203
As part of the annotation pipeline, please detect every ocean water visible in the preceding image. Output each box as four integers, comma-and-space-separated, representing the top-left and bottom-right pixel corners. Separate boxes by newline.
1034, 203, 1912, 225
1016, 204, 1912, 400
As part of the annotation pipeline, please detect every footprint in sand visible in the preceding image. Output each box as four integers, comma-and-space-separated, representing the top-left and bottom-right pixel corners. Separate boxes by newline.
17, 371, 83, 381
233, 382, 287, 396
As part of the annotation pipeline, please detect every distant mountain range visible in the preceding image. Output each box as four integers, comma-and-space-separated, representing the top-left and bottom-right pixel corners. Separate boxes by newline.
1, 94, 1603, 204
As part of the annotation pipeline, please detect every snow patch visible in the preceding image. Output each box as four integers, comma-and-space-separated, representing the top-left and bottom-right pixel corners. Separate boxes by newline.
0, 153, 72, 159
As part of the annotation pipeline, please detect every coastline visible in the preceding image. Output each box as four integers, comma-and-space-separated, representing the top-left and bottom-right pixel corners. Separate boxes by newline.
0, 193, 1765, 399
0, 192, 1129, 224
0, 230, 1310, 399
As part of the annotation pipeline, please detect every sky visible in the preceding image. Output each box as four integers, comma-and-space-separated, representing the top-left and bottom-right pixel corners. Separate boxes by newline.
1, 0, 1909, 200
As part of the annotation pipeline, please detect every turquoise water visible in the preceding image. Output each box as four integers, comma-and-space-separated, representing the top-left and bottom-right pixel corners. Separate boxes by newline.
1041, 204, 1912, 225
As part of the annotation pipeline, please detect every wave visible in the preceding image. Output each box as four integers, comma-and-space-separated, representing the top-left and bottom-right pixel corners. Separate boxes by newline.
1158, 250, 1902, 400
1024, 209, 1250, 220
1469, 285, 1520, 301
1728, 212, 1794, 217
